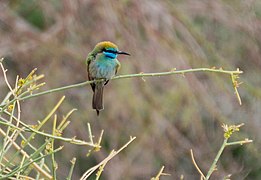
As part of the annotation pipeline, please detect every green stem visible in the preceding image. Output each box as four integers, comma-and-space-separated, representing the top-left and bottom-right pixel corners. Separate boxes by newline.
66, 158, 76, 180
0, 118, 23, 131
205, 138, 228, 180
0, 68, 243, 108
114, 68, 242, 80
226, 140, 253, 146
1, 113, 97, 147
36, 159, 45, 180
23, 96, 65, 148
1, 146, 62, 179
51, 116, 57, 180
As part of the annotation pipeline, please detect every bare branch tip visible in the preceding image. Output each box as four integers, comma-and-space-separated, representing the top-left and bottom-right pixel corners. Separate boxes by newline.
190, 149, 206, 179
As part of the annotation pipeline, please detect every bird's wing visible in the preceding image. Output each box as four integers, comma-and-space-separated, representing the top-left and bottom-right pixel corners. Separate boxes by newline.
86, 53, 95, 91
86, 52, 95, 65
115, 59, 121, 75
86, 53, 95, 81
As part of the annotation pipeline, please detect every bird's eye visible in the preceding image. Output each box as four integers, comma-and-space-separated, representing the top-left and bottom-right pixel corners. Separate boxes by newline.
103, 49, 117, 54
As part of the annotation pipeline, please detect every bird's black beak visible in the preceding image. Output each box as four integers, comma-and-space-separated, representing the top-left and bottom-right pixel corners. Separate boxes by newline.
117, 51, 130, 56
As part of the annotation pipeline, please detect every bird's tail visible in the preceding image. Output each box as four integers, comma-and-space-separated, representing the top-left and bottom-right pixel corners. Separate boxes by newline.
92, 83, 104, 116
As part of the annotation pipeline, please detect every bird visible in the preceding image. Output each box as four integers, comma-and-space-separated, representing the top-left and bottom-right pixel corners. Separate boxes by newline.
86, 41, 130, 116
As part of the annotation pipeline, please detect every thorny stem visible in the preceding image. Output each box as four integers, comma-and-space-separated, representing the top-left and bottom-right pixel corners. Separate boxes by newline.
0, 67, 243, 109
205, 139, 228, 180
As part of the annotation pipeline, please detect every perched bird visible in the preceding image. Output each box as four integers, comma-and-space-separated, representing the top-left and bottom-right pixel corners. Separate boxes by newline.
86, 41, 130, 115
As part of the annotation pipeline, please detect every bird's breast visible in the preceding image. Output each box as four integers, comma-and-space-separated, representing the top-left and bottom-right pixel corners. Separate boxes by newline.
89, 60, 118, 79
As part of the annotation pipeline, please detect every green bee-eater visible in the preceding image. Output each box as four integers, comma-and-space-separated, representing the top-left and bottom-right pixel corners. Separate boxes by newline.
86, 41, 130, 115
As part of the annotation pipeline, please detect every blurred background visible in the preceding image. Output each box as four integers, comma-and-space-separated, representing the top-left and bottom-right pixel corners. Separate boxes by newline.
0, 0, 261, 179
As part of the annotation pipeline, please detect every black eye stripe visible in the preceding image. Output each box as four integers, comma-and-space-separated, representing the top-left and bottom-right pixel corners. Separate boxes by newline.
104, 49, 117, 54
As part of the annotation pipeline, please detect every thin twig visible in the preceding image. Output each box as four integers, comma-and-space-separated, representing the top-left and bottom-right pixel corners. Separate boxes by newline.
66, 158, 76, 180
205, 139, 227, 180
151, 166, 171, 180
230, 73, 242, 105
190, 149, 206, 179
51, 115, 58, 180
0, 128, 53, 179
57, 108, 77, 130
2, 146, 62, 179
1, 113, 98, 147
80, 136, 136, 180
87, 123, 94, 145
0, 59, 14, 96
226, 139, 253, 146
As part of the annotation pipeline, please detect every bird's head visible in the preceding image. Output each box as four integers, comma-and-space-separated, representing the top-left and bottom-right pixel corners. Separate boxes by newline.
92, 41, 130, 59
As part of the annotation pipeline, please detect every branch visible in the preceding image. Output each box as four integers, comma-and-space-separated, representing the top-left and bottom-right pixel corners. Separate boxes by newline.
0, 128, 53, 179
151, 166, 171, 180
226, 139, 253, 146
80, 136, 136, 180
66, 158, 76, 180
205, 139, 228, 179
0, 67, 243, 108
190, 149, 205, 179
0, 114, 99, 147
204, 124, 252, 180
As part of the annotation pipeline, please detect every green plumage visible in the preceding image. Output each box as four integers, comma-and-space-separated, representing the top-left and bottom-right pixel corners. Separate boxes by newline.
86, 41, 129, 116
